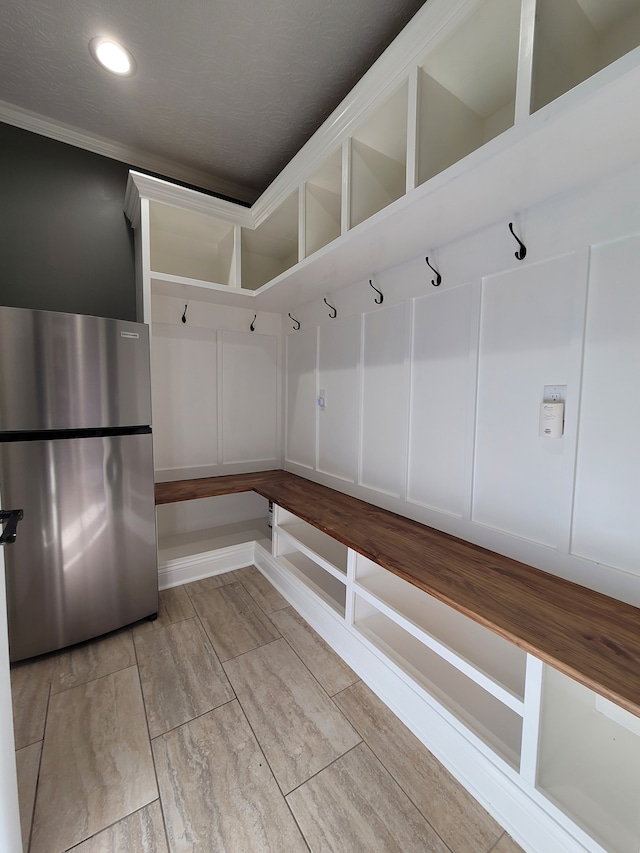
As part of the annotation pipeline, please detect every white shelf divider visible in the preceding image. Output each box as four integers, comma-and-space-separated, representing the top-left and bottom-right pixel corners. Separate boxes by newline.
276, 549, 346, 617
353, 575, 526, 712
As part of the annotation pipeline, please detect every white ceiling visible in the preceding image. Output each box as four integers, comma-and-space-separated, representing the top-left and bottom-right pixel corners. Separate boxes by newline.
0, 0, 427, 203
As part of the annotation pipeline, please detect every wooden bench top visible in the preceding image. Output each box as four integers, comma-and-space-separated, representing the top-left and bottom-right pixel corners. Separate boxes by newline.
156, 470, 640, 717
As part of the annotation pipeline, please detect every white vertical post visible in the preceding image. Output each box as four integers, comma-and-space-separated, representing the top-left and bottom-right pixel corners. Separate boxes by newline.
406, 64, 420, 193
298, 183, 306, 263
515, 0, 537, 123
341, 138, 350, 236
520, 653, 544, 785
138, 197, 153, 326
232, 224, 242, 290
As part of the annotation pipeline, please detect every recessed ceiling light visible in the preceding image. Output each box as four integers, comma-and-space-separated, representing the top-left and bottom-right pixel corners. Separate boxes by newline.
89, 37, 136, 76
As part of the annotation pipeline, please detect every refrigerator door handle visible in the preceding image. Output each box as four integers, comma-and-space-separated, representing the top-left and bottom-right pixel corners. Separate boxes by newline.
0, 509, 24, 546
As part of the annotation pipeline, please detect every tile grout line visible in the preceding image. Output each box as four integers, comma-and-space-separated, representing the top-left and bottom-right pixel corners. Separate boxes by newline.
282, 739, 364, 800
24, 676, 52, 853
241, 569, 493, 853
230, 689, 312, 851
147, 695, 238, 743
331, 687, 465, 853
62, 801, 166, 852
131, 623, 172, 853
487, 830, 508, 853
50, 627, 136, 696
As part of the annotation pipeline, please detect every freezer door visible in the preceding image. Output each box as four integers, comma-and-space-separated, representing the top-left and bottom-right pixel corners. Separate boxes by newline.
0, 306, 152, 432
1, 433, 158, 662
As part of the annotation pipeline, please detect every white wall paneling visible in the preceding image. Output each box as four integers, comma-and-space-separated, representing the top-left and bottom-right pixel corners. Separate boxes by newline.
151, 295, 282, 480
571, 233, 640, 577
285, 327, 318, 469
221, 330, 278, 464
473, 253, 581, 547
408, 284, 475, 516
317, 316, 361, 482
151, 322, 218, 474
360, 302, 410, 497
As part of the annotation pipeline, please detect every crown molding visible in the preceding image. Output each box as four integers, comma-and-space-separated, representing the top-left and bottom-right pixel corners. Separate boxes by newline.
125, 171, 254, 228
0, 100, 255, 205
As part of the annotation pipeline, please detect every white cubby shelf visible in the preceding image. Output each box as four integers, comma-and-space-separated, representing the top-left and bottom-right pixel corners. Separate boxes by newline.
125, 0, 640, 317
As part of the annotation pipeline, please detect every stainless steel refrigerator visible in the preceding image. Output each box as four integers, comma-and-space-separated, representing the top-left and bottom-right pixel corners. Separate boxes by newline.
0, 306, 158, 662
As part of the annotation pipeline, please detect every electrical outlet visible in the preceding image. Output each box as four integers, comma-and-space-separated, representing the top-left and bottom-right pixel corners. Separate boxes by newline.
544, 385, 566, 404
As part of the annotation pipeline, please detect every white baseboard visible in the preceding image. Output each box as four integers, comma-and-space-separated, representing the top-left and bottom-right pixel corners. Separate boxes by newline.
158, 542, 255, 589
253, 544, 598, 853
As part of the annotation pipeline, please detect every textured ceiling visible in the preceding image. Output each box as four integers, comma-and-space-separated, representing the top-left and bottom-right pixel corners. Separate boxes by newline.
0, 0, 428, 202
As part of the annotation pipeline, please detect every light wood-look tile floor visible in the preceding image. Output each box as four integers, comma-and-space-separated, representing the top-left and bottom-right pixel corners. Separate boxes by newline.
11, 566, 525, 853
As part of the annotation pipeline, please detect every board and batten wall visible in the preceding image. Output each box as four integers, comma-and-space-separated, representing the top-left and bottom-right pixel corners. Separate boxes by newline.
149, 295, 283, 484
284, 161, 640, 606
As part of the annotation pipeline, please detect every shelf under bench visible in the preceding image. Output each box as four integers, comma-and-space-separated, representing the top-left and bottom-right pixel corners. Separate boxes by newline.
155, 470, 640, 719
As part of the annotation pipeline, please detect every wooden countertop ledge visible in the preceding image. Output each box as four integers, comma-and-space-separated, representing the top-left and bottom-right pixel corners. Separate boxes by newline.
156, 470, 640, 718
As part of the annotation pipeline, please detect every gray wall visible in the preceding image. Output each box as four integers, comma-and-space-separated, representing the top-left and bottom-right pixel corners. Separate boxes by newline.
0, 123, 136, 321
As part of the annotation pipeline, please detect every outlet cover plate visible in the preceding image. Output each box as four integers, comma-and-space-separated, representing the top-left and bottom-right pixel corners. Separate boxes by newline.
544, 385, 566, 403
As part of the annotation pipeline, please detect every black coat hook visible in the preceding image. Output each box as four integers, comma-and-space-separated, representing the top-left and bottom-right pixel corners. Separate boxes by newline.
324, 298, 337, 319
508, 222, 527, 260
181, 304, 187, 323
288, 312, 301, 331
369, 279, 383, 304
250, 314, 256, 332
425, 256, 441, 287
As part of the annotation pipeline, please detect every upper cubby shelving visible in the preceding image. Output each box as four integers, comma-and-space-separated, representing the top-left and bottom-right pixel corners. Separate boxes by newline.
417, 0, 520, 185
241, 191, 299, 290
532, 0, 640, 112
304, 148, 343, 257
149, 201, 237, 286
350, 82, 408, 228
125, 0, 640, 316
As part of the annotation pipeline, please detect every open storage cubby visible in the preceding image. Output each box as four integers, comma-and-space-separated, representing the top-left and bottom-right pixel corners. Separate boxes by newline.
273, 504, 348, 616
149, 201, 237, 285
353, 594, 523, 769
531, 0, 640, 113
417, 0, 519, 186
156, 492, 271, 563
304, 148, 343, 257
241, 192, 299, 290
273, 506, 348, 576
349, 82, 408, 228
354, 555, 526, 703
276, 547, 347, 617
537, 666, 640, 853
